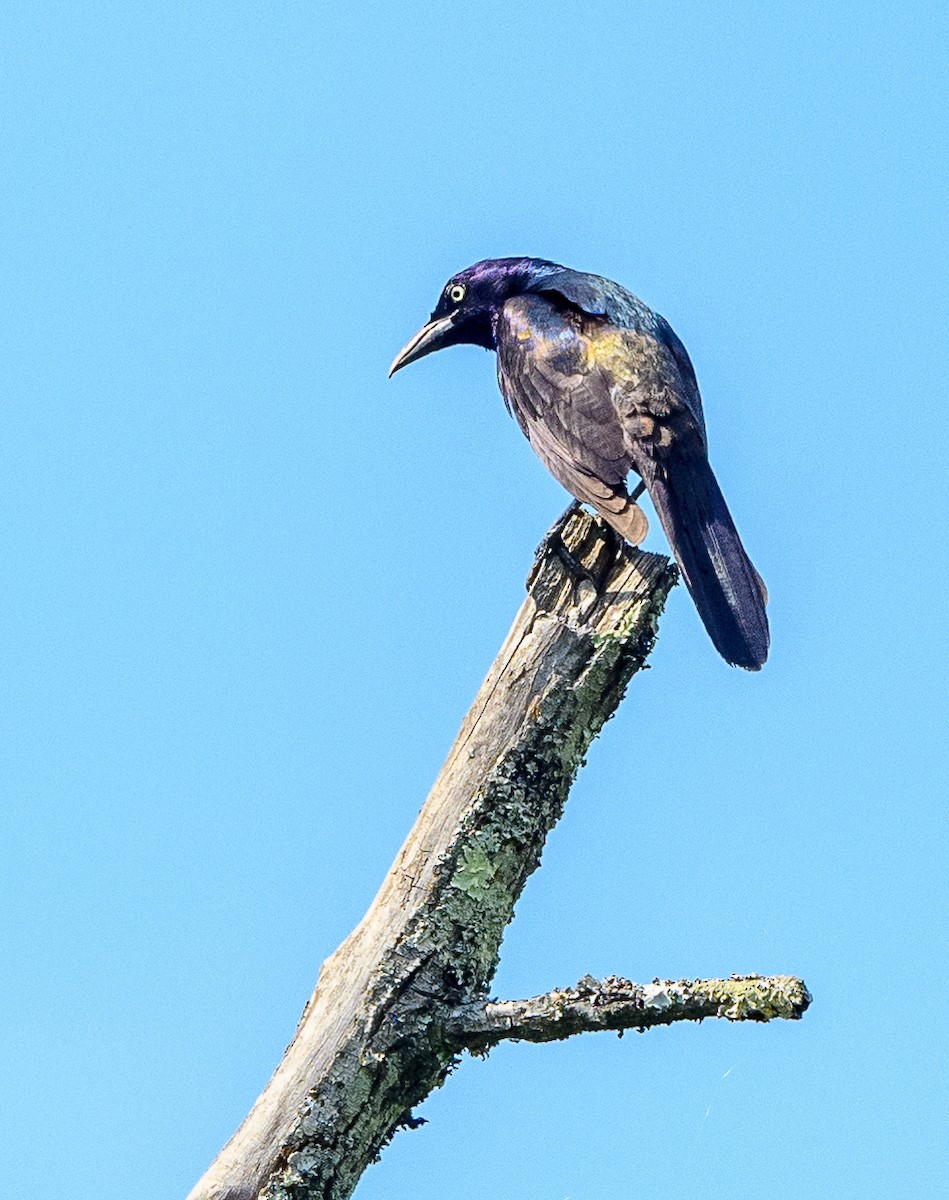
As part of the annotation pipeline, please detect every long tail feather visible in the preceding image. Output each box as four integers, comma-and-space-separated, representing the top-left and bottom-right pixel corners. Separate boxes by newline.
644, 453, 769, 670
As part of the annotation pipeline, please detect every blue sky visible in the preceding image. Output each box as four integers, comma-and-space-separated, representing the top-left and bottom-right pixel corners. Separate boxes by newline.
1, 3, 947, 1197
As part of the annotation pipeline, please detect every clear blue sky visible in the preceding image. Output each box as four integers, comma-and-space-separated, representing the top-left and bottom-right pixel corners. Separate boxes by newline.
2, 3, 947, 1197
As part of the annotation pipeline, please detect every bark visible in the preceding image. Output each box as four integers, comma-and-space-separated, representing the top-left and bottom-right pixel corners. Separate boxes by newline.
447, 974, 811, 1051
186, 511, 808, 1200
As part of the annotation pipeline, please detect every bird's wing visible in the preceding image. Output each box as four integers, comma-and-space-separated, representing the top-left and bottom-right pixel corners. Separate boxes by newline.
498, 291, 768, 667
588, 318, 768, 671
496, 293, 649, 541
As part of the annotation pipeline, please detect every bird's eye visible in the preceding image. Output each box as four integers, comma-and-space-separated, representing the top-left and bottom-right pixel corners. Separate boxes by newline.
447, 283, 466, 304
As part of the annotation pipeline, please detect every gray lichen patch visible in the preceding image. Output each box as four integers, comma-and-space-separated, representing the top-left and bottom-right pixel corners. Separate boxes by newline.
708, 976, 813, 1022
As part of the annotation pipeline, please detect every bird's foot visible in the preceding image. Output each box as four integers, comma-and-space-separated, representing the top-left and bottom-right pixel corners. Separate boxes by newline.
600, 520, 626, 569
527, 500, 607, 601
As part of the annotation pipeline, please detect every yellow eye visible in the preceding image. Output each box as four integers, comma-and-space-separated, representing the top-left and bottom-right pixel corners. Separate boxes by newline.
448, 283, 466, 304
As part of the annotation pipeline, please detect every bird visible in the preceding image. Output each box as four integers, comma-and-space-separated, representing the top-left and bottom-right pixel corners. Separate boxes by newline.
389, 257, 769, 670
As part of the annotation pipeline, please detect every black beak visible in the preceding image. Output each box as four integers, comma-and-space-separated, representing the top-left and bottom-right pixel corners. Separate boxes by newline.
388, 314, 457, 377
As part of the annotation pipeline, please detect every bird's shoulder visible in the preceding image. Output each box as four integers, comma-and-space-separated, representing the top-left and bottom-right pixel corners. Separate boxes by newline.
497, 288, 690, 379
524, 268, 659, 333
496, 292, 586, 363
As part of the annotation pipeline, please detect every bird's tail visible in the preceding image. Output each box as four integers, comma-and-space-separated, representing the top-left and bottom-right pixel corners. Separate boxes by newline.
644, 452, 769, 670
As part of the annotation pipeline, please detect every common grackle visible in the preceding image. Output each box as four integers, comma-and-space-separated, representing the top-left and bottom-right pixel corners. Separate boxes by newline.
389, 258, 769, 670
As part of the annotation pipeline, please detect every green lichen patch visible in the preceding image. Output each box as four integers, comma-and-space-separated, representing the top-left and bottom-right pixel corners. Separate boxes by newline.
449, 844, 499, 899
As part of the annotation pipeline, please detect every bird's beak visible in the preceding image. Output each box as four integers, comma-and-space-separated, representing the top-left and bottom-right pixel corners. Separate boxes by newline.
388, 314, 457, 377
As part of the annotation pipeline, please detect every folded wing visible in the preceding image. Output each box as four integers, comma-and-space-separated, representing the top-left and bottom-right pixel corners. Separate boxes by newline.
496, 292, 769, 669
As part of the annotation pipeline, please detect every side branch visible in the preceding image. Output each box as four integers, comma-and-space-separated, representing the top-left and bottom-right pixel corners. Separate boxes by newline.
447, 974, 812, 1052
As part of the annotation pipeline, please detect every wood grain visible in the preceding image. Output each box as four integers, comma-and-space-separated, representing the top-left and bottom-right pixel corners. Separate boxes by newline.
187, 513, 678, 1200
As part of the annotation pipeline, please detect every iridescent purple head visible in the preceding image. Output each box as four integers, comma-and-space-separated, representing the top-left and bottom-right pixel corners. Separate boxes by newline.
389, 257, 562, 376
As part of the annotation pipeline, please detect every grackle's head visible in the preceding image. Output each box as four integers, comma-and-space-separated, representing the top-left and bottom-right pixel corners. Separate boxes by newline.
388, 257, 562, 376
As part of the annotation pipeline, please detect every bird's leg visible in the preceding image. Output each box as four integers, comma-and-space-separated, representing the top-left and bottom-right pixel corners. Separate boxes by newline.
630, 480, 646, 503
527, 500, 597, 593
600, 520, 625, 566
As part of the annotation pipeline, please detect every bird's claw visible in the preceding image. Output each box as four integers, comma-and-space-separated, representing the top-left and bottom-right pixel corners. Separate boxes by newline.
528, 500, 619, 603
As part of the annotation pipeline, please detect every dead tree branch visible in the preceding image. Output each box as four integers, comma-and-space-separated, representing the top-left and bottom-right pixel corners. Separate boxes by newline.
186, 510, 809, 1200
447, 974, 812, 1051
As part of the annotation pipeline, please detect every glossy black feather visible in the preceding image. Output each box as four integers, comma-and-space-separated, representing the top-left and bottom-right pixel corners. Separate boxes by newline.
391, 258, 770, 669
496, 287, 769, 669
632, 448, 770, 669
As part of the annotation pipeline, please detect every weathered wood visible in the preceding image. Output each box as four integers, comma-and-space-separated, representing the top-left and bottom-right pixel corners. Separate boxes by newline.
186, 512, 809, 1200
446, 974, 812, 1051
187, 513, 676, 1200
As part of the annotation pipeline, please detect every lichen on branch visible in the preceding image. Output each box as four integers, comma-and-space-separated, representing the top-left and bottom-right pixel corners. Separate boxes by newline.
445, 974, 812, 1053
186, 513, 810, 1200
